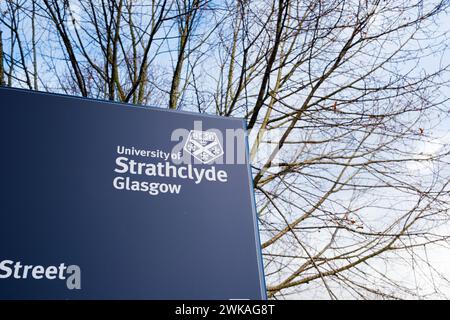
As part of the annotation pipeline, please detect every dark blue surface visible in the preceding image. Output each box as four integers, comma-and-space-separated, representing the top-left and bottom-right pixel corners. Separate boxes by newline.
0, 87, 266, 300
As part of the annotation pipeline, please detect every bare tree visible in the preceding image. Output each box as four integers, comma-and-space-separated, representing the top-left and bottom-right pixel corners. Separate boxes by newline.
168, 0, 203, 109
1, 0, 450, 299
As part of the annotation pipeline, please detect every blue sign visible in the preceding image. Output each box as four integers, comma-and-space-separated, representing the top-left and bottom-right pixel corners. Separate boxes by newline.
0, 87, 266, 300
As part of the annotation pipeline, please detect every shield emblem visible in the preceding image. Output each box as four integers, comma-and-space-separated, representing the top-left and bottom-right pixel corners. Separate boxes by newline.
184, 130, 224, 163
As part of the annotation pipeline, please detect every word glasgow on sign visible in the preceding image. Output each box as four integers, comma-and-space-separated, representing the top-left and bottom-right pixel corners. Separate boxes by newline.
0, 87, 266, 300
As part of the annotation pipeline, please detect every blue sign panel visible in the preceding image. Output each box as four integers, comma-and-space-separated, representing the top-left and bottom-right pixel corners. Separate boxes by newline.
0, 87, 266, 300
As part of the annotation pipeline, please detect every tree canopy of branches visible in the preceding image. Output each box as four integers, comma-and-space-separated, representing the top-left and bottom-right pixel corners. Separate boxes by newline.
1, 0, 450, 299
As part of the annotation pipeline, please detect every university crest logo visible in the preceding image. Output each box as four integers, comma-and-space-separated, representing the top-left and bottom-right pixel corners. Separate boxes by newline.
184, 130, 223, 164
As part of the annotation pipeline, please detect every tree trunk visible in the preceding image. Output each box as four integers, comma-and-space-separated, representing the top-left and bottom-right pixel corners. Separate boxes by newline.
0, 30, 5, 86
32, 0, 38, 90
